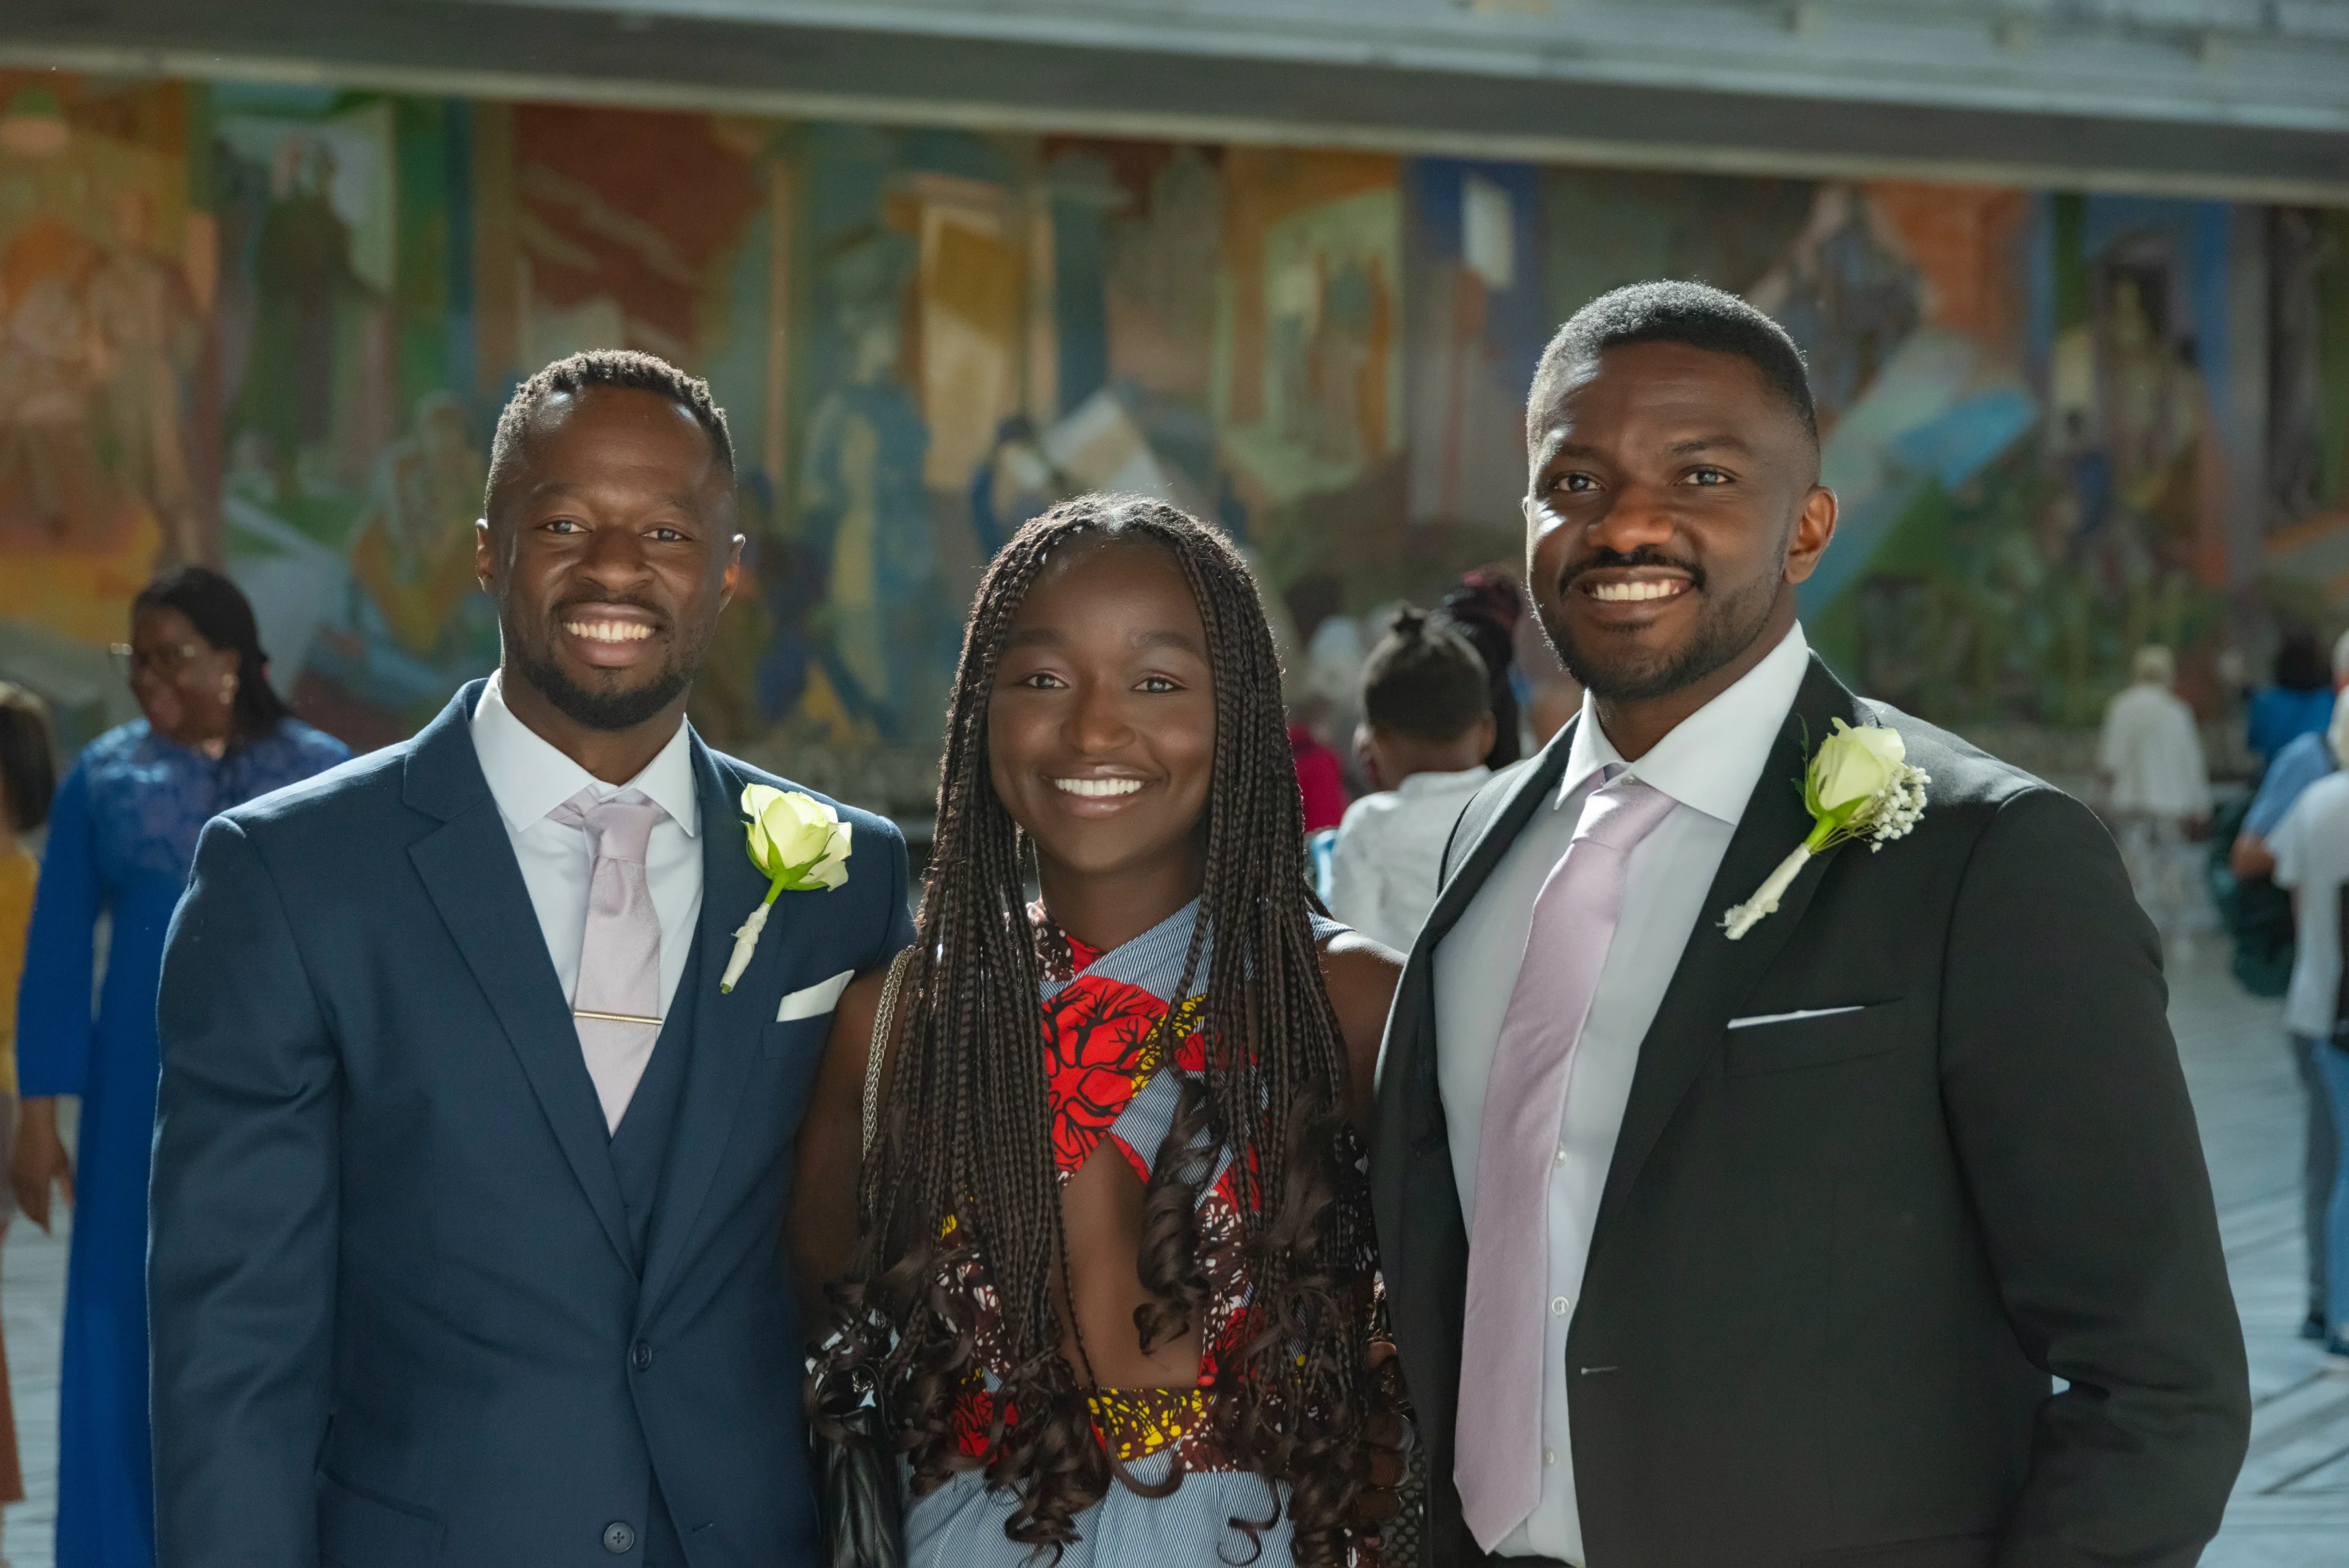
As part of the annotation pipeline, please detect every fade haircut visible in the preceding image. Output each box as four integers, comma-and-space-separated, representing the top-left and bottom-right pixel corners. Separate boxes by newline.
1527, 280, 1818, 447
1360, 605, 1490, 743
486, 349, 735, 519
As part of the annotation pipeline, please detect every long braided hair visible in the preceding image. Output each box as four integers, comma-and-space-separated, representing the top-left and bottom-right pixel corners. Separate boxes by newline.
820, 496, 1375, 1562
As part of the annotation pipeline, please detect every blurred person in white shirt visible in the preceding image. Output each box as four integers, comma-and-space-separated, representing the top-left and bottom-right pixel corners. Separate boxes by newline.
1326, 607, 1495, 953
2098, 644, 2214, 956
2268, 694, 2349, 1367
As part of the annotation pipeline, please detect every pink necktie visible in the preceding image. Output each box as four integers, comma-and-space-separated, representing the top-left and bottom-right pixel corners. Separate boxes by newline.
552, 788, 668, 1134
1457, 770, 1677, 1550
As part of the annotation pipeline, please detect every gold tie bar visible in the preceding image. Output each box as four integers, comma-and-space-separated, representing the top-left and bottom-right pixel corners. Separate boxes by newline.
573, 1008, 662, 1026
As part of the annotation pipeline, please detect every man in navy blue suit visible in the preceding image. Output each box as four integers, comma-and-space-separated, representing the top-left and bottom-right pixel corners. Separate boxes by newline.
150, 351, 915, 1567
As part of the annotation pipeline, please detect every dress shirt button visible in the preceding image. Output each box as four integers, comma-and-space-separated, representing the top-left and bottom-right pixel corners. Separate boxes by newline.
603, 1520, 637, 1554
630, 1339, 654, 1372
1543, 1448, 1557, 1467
1550, 1295, 1571, 1316
1554, 1147, 1567, 1167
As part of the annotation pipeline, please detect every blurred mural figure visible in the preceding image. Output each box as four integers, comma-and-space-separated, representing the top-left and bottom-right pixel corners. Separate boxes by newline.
10, 568, 345, 1568
86, 191, 202, 564
2249, 630, 2336, 771
2098, 644, 2214, 956
0, 256, 130, 557
797, 223, 934, 743
346, 392, 487, 659
297, 392, 498, 738
1746, 182, 1920, 420
231, 142, 374, 504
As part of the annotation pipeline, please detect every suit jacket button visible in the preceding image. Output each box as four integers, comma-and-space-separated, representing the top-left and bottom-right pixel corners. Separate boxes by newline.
604, 1520, 637, 1554
631, 1340, 655, 1372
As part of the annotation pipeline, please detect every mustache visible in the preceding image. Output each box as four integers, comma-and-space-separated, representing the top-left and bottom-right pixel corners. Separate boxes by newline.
1559, 545, 1705, 593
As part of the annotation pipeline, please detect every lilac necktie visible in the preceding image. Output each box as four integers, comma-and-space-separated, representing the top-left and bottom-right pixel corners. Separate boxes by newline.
551, 788, 668, 1134
1456, 769, 1677, 1551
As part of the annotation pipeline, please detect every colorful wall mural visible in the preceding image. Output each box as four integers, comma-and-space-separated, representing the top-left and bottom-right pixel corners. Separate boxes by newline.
3, 68, 2347, 801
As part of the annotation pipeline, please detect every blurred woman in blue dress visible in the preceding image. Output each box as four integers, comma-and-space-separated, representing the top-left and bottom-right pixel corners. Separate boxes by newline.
10, 567, 347, 1568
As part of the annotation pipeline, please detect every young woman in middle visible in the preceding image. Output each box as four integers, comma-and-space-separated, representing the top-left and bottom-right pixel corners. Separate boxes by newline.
792, 495, 1405, 1567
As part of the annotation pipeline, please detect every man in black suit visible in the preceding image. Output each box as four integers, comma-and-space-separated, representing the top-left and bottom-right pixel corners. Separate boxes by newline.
1371, 282, 2247, 1568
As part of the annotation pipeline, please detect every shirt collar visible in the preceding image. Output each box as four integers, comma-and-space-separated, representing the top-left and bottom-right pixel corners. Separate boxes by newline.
1556, 622, 1812, 825
1395, 764, 1491, 798
469, 669, 700, 838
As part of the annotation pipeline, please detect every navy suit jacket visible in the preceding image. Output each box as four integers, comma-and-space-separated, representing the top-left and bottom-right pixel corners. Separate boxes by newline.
150, 683, 916, 1568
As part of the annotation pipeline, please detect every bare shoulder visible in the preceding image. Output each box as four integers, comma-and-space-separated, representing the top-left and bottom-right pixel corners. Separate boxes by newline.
1317, 930, 1404, 1110
815, 966, 898, 1107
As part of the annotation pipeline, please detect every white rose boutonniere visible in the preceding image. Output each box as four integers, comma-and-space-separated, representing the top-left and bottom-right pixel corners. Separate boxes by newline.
719, 784, 853, 993
1721, 719, 1929, 941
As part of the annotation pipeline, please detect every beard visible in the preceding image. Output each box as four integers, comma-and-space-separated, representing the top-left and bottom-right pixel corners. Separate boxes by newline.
503, 598, 706, 732
1538, 545, 1783, 705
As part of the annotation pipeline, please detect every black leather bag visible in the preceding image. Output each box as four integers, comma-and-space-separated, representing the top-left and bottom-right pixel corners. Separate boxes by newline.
807, 1357, 904, 1568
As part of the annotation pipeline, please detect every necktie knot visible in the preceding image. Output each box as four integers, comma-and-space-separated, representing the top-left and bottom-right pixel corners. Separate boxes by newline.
552, 787, 664, 864
1574, 772, 1675, 853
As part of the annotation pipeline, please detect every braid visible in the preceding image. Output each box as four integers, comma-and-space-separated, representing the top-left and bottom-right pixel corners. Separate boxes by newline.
820, 496, 1374, 1563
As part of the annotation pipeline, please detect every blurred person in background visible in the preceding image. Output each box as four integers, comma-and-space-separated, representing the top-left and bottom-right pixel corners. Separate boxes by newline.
1288, 691, 1350, 835
1439, 568, 1525, 770
1327, 606, 1494, 953
2232, 628, 2349, 881
0, 682, 55, 1515
2248, 629, 2335, 771
2230, 630, 2349, 1338
2267, 694, 2349, 1369
12, 567, 347, 1568
2097, 644, 2213, 958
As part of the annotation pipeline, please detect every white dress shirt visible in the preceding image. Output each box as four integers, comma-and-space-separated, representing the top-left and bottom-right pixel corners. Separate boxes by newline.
1326, 764, 1491, 952
1432, 623, 1810, 1562
469, 671, 703, 1020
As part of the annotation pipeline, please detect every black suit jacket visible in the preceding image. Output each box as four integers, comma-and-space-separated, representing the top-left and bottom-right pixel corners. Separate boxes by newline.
150, 683, 916, 1567
1371, 657, 2249, 1568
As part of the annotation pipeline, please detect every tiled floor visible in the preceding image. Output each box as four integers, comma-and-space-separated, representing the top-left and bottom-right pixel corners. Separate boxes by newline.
1, 1180, 65, 1566
2175, 944, 2349, 1564
0, 951, 2337, 1564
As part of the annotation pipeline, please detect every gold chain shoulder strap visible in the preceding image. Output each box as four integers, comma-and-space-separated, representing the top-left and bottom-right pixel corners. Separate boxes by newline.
861, 948, 913, 1162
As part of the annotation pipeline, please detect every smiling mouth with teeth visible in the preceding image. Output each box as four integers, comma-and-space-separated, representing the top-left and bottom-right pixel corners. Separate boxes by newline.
1053, 777, 1145, 798
1587, 579, 1690, 603
565, 620, 656, 643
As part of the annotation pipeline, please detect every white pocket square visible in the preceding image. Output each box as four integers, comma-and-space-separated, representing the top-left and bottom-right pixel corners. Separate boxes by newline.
1726, 1005, 1867, 1031
777, 968, 855, 1022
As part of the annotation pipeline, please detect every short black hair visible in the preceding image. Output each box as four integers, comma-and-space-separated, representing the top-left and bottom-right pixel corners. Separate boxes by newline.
0, 682, 55, 834
486, 350, 735, 519
2274, 628, 2329, 693
133, 565, 291, 743
1360, 605, 1491, 743
1527, 280, 1818, 447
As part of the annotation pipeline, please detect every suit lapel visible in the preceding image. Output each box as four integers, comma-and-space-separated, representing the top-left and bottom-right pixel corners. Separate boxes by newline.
403, 687, 635, 1271
1371, 726, 1577, 1517
1419, 725, 1576, 965
1594, 658, 1867, 1229
638, 742, 787, 1319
